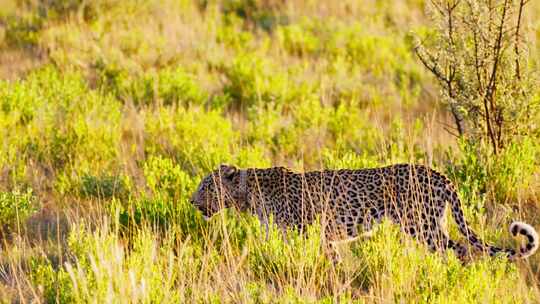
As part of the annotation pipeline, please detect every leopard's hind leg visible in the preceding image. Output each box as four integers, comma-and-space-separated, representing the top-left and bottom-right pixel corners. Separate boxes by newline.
415, 223, 469, 261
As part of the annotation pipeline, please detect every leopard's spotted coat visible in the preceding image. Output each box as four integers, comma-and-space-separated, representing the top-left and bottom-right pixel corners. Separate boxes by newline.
191, 164, 538, 260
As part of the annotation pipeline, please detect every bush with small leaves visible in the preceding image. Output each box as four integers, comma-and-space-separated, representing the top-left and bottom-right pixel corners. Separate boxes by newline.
0, 188, 38, 232
80, 174, 129, 200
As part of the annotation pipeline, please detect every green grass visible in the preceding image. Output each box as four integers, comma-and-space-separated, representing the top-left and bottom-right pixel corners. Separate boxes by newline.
0, 0, 540, 302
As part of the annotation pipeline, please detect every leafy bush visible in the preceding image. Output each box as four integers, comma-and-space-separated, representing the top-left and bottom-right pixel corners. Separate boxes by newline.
98, 156, 203, 238
1, 1, 540, 302
155, 68, 208, 107
56, 224, 187, 302
144, 107, 237, 174
353, 222, 531, 303
30, 258, 74, 303
143, 156, 195, 199
0, 188, 38, 231
221, 53, 287, 109
446, 138, 538, 205
415, 0, 540, 152
220, 0, 288, 32
248, 221, 333, 289
99, 66, 208, 107
216, 19, 255, 50
276, 20, 320, 57
80, 174, 129, 200
0, 67, 120, 157
0, 67, 122, 195
1, 13, 44, 48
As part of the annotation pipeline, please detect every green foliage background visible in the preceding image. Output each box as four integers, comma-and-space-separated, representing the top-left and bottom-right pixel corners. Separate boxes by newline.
0, 0, 539, 302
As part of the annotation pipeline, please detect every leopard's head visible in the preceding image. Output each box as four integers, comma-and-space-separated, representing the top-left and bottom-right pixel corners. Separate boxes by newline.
190, 164, 246, 220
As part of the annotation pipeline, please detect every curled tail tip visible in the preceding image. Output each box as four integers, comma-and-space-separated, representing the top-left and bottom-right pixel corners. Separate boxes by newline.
509, 221, 537, 238
509, 221, 539, 259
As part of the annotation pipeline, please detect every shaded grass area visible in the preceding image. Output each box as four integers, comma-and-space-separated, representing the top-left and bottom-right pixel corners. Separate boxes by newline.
0, 0, 540, 302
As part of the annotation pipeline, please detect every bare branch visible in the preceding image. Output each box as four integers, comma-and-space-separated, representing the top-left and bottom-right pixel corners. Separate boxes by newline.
513, 0, 526, 80
482, 0, 510, 154
413, 45, 450, 84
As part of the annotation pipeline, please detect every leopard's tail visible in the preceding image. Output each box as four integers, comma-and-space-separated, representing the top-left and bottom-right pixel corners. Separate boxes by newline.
447, 187, 538, 260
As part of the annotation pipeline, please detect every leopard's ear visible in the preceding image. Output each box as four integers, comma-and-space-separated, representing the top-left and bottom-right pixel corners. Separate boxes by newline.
219, 164, 237, 179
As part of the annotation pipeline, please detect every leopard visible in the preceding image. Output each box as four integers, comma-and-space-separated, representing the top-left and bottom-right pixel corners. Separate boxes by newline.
190, 163, 538, 261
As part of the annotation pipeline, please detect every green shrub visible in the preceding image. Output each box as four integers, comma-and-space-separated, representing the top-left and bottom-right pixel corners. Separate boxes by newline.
414, 0, 540, 152
93, 60, 130, 98
352, 221, 531, 303
155, 68, 207, 107
322, 150, 379, 170
80, 174, 129, 200
0, 67, 122, 198
220, 0, 288, 32
276, 20, 320, 57
38, 0, 90, 20
144, 107, 237, 174
101, 156, 204, 237
104, 67, 208, 107
233, 145, 271, 168
61, 223, 185, 302
216, 20, 254, 50
248, 221, 332, 289
0, 188, 38, 231
115, 196, 188, 234
446, 138, 538, 206
0, 67, 121, 169
221, 53, 296, 109
248, 96, 384, 166
0, 1, 539, 302
2, 13, 43, 48
30, 258, 74, 304
143, 155, 197, 199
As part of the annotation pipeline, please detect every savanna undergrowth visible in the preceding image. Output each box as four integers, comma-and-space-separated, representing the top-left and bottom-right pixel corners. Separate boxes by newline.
1, 0, 540, 302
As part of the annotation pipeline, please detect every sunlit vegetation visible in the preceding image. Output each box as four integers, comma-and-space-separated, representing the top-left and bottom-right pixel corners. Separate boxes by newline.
0, 0, 539, 302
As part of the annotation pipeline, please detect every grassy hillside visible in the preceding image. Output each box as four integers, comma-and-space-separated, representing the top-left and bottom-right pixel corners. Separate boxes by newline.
0, 0, 539, 302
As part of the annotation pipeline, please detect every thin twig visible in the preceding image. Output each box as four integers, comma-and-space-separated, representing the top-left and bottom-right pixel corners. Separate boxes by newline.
513, 0, 526, 80
483, 0, 510, 154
